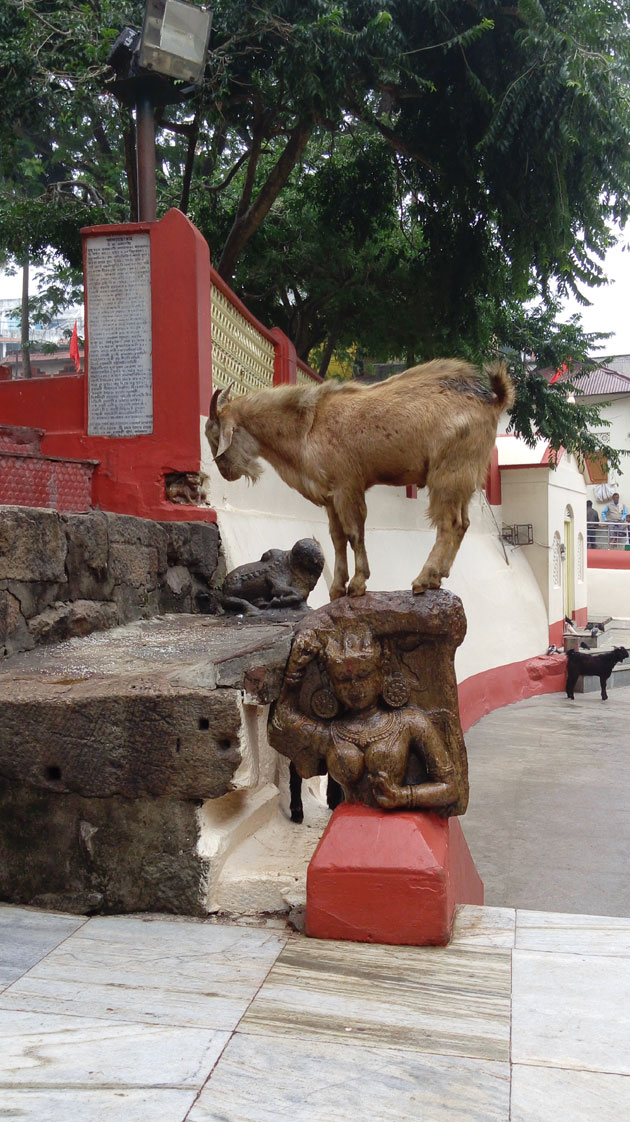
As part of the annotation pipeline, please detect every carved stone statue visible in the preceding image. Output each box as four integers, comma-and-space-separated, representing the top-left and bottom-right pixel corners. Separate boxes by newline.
221, 538, 324, 615
269, 590, 468, 815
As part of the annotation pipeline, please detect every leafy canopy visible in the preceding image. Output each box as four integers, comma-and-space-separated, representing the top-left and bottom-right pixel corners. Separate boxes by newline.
1, 0, 630, 466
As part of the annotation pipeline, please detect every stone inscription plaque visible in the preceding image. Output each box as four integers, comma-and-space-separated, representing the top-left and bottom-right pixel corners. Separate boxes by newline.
86, 234, 153, 436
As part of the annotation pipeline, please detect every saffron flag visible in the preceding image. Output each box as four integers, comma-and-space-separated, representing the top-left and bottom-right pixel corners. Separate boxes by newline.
69, 320, 81, 372
550, 357, 572, 385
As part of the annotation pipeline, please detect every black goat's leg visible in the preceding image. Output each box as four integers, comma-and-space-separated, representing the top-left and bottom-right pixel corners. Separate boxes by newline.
326, 775, 344, 810
566, 668, 577, 699
289, 762, 304, 823
601, 675, 608, 701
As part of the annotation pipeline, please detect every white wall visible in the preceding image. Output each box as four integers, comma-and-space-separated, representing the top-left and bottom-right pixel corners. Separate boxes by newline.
201, 422, 550, 682
500, 453, 587, 624
586, 567, 630, 619
584, 393, 630, 508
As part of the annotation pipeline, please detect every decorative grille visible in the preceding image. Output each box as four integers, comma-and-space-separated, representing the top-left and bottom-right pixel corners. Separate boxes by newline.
577, 532, 585, 581
552, 531, 562, 588
210, 285, 275, 395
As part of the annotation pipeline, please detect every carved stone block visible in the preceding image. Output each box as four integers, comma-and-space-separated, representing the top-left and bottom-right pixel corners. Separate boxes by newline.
270, 589, 469, 815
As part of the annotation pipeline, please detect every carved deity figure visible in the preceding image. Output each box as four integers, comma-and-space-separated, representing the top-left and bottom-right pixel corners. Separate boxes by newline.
269, 591, 469, 815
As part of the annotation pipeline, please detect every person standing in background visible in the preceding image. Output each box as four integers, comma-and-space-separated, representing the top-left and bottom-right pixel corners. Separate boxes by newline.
601, 492, 628, 546
586, 499, 600, 548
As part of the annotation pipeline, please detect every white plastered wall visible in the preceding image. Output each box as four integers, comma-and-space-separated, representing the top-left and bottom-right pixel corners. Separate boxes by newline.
500, 454, 587, 625
200, 420, 549, 680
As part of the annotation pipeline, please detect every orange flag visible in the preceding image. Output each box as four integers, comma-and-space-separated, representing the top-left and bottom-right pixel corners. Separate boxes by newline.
69, 320, 81, 372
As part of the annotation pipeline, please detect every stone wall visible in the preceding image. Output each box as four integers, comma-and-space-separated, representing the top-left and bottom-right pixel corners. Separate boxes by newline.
0, 506, 222, 657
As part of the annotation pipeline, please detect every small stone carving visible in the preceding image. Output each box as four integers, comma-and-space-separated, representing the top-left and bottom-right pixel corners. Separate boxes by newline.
269, 590, 469, 815
221, 539, 325, 615
165, 471, 206, 505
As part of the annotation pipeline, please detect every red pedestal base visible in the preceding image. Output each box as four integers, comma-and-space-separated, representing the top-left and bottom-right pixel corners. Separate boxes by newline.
306, 804, 483, 946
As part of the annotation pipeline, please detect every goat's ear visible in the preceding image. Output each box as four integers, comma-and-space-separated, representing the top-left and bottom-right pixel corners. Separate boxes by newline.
216, 419, 234, 458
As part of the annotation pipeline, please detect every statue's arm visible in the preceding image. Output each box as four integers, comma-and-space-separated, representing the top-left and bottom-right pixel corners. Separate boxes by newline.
268, 630, 330, 777
371, 713, 458, 811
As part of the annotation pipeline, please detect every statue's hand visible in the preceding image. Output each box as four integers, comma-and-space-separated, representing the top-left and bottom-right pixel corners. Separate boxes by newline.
371, 771, 403, 809
286, 629, 323, 686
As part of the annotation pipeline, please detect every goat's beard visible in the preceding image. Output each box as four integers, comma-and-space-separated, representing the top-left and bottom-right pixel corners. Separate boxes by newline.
243, 459, 263, 484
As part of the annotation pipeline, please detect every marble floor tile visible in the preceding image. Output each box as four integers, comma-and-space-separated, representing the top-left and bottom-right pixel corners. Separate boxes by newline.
0, 1008, 229, 1088
0, 1087, 198, 1122
511, 1063, 630, 1121
0, 905, 85, 988
512, 949, 630, 1074
239, 936, 511, 1061
189, 1030, 511, 1122
0, 916, 286, 1030
515, 909, 630, 956
451, 905, 515, 948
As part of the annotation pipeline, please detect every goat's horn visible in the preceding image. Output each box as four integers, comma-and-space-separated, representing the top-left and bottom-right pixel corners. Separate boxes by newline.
210, 383, 234, 419
209, 387, 222, 421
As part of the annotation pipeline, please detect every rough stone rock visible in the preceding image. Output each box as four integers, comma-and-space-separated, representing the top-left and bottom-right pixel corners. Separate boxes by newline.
0, 779, 208, 915
1, 578, 67, 621
160, 564, 194, 613
160, 520, 220, 582
0, 588, 34, 656
64, 511, 114, 600
0, 615, 293, 799
104, 511, 169, 574
28, 599, 119, 646
0, 506, 67, 583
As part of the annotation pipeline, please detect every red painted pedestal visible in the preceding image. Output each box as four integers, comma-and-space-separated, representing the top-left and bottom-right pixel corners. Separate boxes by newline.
306, 804, 483, 946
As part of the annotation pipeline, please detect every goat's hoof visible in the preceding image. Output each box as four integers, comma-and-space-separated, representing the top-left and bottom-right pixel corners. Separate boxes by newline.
329, 585, 347, 601
412, 574, 441, 595
347, 580, 367, 598
290, 810, 304, 824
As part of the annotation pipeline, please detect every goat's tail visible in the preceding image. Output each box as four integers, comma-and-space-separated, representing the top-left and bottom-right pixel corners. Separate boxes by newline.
486, 361, 515, 412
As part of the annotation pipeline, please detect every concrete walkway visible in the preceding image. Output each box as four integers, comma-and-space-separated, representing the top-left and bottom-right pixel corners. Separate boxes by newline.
463, 687, 630, 918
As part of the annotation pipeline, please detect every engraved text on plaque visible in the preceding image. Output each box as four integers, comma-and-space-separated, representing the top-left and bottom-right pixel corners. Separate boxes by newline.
86, 234, 153, 436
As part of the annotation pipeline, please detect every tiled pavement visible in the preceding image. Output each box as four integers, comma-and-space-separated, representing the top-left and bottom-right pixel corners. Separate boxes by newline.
3, 682, 630, 1121
2, 902, 630, 1121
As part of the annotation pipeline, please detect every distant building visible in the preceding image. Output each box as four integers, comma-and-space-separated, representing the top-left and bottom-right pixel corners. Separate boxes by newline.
0, 297, 83, 377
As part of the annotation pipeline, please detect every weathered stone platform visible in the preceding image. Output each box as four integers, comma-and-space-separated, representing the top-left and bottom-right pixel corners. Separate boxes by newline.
0, 615, 293, 915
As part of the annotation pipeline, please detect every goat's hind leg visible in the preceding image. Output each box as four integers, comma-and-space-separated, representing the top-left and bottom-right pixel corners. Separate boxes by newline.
600, 675, 609, 701
413, 492, 470, 595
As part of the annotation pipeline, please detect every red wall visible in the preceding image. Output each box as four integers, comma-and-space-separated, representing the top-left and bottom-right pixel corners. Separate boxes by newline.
458, 652, 567, 732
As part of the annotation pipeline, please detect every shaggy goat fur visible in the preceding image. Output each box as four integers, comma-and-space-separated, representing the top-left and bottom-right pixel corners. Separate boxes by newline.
565, 646, 629, 701
206, 358, 514, 598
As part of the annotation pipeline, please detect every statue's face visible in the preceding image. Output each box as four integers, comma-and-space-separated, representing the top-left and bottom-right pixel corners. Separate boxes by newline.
329, 663, 381, 711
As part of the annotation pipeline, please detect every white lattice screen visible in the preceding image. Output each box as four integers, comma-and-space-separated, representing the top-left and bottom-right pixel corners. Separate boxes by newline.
210, 285, 275, 395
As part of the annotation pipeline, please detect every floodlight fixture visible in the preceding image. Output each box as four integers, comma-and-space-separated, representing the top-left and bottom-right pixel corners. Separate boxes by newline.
138, 0, 212, 85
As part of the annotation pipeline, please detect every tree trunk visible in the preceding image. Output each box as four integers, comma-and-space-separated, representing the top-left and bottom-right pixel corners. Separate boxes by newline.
217, 121, 312, 283
21, 259, 32, 380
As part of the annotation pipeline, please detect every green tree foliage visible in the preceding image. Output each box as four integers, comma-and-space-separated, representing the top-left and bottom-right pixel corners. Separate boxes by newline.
1, 1, 629, 465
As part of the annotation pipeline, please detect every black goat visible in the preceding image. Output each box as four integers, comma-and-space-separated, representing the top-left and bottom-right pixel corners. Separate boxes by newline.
288, 763, 344, 824
566, 646, 629, 701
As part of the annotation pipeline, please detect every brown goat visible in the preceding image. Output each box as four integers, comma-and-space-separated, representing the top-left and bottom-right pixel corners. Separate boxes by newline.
206, 359, 514, 599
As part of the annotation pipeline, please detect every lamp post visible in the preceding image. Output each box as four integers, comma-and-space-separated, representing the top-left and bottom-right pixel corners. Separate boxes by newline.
107, 1, 212, 222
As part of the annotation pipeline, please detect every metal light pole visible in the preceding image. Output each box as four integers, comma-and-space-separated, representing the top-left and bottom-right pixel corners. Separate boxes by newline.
106, 1, 212, 223
136, 88, 158, 222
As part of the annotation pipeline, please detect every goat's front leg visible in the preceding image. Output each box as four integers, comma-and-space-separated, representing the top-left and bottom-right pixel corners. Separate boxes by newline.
326, 503, 349, 600
413, 493, 470, 594
600, 675, 609, 701
333, 489, 369, 597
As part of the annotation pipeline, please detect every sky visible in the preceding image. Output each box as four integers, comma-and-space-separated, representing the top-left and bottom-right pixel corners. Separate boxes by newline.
2, 231, 630, 354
